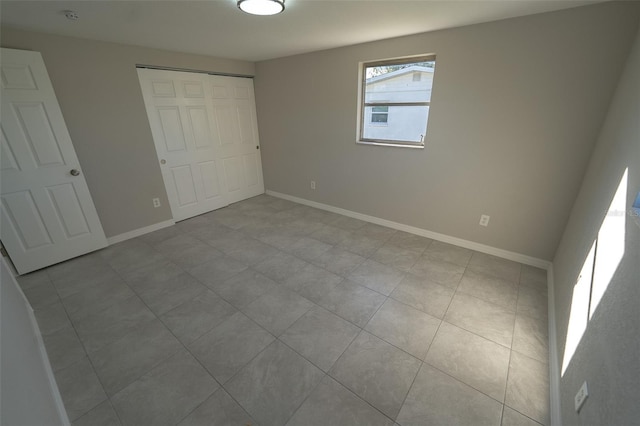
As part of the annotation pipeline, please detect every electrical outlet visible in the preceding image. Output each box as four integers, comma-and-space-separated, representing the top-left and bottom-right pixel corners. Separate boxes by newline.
575, 381, 589, 412
479, 214, 490, 227
153, 198, 161, 208
310, 181, 316, 190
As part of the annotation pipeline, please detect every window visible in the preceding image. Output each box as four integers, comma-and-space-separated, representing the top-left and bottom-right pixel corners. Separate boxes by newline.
371, 105, 388, 124
358, 55, 436, 148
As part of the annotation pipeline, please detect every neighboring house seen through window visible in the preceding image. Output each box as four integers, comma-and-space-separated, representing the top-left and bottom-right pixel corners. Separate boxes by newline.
359, 55, 436, 148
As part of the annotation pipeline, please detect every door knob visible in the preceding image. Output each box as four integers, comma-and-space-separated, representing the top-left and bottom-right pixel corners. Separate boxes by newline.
70, 169, 80, 176
160, 159, 166, 164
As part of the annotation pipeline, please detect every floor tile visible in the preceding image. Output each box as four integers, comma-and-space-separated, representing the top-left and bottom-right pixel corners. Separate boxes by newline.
365, 298, 440, 360
174, 214, 216, 234
319, 280, 386, 327
425, 322, 510, 402
512, 314, 549, 363
226, 340, 324, 426
153, 233, 205, 254
282, 263, 343, 300
187, 254, 248, 288
337, 233, 385, 257
457, 269, 518, 311
16, 269, 51, 290
516, 285, 548, 321
47, 252, 109, 284
519, 266, 548, 291
287, 375, 393, 426
214, 233, 280, 266
445, 293, 515, 347
309, 225, 350, 245
211, 268, 281, 309
120, 259, 183, 288
34, 301, 72, 336
390, 274, 454, 319
188, 312, 274, 384
409, 256, 465, 289
22, 281, 60, 309
100, 239, 165, 275
330, 331, 421, 419
160, 290, 236, 344
178, 388, 257, 426
73, 295, 156, 353
89, 319, 182, 396
505, 352, 549, 425
130, 272, 207, 316
396, 363, 503, 426
467, 252, 522, 283
253, 251, 309, 283
371, 243, 422, 272
331, 216, 368, 231
287, 236, 332, 262
54, 357, 107, 421
280, 306, 360, 371
111, 350, 218, 426
312, 247, 366, 277
423, 240, 473, 267
355, 223, 396, 242
386, 231, 432, 252
43, 325, 86, 372
242, 287, 314, 336
137, 225, 183, 246
62, 276, 134, 322
163, 240, 224, 269
52, 266, 121, 300
501, 406, 544, 426
72, 400, 122, 426
348, 259, 405, 296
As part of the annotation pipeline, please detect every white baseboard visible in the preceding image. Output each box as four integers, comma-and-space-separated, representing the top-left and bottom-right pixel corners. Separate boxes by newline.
266, 190, 551, 270
547, 264, 562, 425
106, 219, 175, 245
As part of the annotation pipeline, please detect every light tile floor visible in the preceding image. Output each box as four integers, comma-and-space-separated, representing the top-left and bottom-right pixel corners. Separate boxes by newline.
18, 195, 550, 426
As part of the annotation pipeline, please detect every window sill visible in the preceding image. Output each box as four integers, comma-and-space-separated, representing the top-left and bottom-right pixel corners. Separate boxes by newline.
357, 140, 424, 149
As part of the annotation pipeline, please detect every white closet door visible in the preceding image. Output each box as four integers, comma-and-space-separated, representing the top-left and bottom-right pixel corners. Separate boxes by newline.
209, 75, 264, 204
138, 69, 264, 221
0, 48, 107, 274
138, 69, 228, 221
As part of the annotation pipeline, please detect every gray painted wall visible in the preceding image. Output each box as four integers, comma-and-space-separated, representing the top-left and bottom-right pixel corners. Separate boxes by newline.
254, 2, 640, 261
1, 259, 68, 425
552, 26, 640, 425
0, 28, 255, 238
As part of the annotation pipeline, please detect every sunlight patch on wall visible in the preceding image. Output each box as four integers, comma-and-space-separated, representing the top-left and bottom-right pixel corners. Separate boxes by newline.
561, 168, 628, 376
562, 241, 595, 376
590, 168, 628, 318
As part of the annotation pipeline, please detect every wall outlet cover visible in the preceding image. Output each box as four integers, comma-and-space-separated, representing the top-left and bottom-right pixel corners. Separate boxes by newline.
575, 381, 589, 412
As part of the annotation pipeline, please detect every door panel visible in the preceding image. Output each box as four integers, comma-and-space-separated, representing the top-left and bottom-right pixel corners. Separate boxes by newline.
138, 69, 264, 220
1, 190, 52, 249
46, 183, 90, 238
0, 48, 107, 274
210, 75, 264, 204
157, 107, 187, 152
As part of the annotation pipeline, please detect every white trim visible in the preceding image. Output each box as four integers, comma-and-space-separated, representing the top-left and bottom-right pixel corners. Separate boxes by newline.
547, 264, 562, 425
266, 190, 552, 269
106, 220, 175, 245
1, 257, 70, 426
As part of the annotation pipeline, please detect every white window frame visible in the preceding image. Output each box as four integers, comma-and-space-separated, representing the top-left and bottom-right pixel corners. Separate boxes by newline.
357, 54, 436, 149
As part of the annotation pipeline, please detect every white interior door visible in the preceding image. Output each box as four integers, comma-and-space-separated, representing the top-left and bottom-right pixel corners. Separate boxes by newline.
209, 75, 264, 204
138, 69, 229, 221
138, 69, 264, 220
0, 48, 107, 275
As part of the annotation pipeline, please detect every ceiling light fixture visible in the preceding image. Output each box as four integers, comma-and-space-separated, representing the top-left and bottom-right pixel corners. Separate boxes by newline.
237, 0, 284, 16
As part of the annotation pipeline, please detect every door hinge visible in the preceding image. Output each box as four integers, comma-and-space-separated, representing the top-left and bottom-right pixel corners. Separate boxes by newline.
0, 246, 8, 257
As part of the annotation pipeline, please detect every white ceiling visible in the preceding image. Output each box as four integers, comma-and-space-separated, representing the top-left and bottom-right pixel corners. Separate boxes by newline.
1, 0, 601, 62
